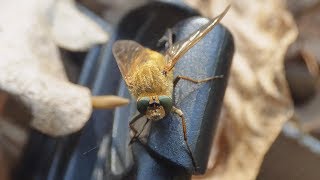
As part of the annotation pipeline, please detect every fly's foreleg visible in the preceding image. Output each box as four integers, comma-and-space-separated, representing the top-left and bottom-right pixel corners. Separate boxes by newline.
129, 113, 143, 144
129, 113, 152, 145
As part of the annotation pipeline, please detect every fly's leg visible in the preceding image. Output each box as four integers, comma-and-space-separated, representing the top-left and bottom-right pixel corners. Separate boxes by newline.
172, 106, 197, 170
171, 76, 223, 171
157, 29, 174, 49
129, 113, 151, 145
129, 118, 150, 145
166, 29, 173, 48
129, 113, 143, 144
173, 75, 224, 88
172, 75, 224, 102
130, 120, 149, 144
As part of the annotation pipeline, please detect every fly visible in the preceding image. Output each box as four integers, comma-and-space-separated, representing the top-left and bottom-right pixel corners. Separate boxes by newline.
113, 5, 230, 170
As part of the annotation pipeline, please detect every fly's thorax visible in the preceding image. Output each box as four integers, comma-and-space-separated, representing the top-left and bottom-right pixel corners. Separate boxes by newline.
127, 50, 174, 98
137, 95, 173, 121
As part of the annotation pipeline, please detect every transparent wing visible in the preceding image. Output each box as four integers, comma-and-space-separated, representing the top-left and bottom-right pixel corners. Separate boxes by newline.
112, 40, 149, 85
164, 5, 230, 72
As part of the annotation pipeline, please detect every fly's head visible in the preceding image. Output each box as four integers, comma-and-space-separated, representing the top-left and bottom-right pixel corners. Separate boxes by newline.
137, 95, 173, 121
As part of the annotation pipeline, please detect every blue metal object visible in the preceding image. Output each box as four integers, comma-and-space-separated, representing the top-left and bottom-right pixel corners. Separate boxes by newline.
146, 17, 233, 173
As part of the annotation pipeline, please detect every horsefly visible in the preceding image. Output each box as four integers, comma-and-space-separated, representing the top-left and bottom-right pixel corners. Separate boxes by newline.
113, 6, 230, 170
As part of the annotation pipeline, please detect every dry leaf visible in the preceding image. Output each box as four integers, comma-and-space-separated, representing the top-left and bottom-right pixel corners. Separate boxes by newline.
184, 0, 298, 179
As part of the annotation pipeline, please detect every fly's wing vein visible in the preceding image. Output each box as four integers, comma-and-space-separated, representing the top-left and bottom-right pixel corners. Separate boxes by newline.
164, 5, 230, 72
112, 40, 150, 86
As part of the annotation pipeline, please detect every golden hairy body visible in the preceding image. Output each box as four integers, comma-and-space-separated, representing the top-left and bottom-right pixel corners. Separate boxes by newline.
126, 49, 173, 98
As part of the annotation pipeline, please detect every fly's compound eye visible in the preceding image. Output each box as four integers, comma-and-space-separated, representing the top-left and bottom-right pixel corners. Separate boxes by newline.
137, 97, 150, 114
158, 95, 173, 113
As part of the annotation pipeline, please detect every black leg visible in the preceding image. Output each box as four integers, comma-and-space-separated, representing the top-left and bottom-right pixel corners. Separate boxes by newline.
129, 118, 150, 145
129, 113, 144, 144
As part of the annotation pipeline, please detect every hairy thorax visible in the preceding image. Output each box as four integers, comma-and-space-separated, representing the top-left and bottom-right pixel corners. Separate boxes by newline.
127, 51, 173, 98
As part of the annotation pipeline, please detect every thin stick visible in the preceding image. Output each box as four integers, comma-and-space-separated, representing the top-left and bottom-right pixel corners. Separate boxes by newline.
92, 95, 129, 109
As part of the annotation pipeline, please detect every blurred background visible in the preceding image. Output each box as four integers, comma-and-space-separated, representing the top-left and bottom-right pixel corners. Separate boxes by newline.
1, 0, 320, 180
